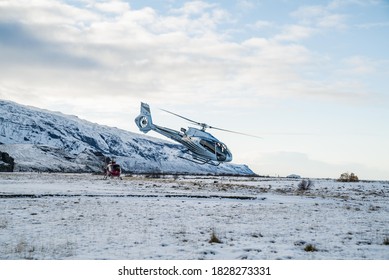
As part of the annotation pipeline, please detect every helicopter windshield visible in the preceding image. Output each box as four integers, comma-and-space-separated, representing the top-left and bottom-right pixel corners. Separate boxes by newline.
200, 139, 229, 161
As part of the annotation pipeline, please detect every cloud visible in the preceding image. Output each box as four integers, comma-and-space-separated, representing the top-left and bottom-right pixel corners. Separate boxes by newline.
291, 4, 347, 30
328, 0, 382, 9
0, 22, 99, 69
341, 56, 376, 74
0, 0, 383, 114
356, 21, 389, 29
94, 0, 130, 14
273, 24, 315, 42
236, 0, 256, 11
170, 1, 216, 16
0, 0, 98, 25
0, 1, 294, 104
251, 20, 273, 29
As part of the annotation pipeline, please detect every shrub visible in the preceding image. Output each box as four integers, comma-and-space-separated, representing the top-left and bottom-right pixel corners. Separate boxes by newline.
383, 237, 389, 245
304, 244, 318, 252
338, 172, 359, 182
298, 179, 313, 192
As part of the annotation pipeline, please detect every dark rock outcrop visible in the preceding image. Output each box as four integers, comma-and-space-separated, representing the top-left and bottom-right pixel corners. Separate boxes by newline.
0, 151, 14, 172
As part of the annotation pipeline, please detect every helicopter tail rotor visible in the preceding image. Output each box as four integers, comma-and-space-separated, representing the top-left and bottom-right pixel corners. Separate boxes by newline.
135, 102, 154, 133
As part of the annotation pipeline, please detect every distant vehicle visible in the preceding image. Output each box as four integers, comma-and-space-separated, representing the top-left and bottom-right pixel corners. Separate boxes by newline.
135, 102, 260, 166
104, 160, 122, 179
287, 174, 301, 179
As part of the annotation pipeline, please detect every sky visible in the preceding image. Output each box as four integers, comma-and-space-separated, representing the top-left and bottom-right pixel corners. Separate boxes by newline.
1, 0, 388, 180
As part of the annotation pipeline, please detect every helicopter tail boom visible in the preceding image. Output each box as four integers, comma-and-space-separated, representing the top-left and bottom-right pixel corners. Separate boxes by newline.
135, 102, 154, 133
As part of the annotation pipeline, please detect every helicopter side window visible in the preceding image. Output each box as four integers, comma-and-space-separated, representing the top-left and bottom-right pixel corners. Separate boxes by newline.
200, 139, 215, 154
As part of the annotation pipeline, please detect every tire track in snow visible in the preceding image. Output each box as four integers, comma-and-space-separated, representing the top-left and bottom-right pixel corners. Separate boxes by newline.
0, 193, 261, 200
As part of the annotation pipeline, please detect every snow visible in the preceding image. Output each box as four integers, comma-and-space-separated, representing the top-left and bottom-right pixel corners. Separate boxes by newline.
1, 173, 388, 260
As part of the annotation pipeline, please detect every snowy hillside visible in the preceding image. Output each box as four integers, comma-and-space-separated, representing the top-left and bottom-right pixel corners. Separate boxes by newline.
0, 100, 255, 175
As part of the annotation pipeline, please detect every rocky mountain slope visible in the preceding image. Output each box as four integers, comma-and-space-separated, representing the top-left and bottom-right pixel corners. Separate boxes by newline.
0, 100, 255, 175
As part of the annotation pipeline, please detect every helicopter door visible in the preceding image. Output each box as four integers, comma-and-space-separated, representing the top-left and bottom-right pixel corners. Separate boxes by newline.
200, 139, 215, 154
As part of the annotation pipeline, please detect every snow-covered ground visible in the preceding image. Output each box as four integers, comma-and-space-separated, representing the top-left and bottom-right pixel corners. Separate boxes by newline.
0, 173, 388, 260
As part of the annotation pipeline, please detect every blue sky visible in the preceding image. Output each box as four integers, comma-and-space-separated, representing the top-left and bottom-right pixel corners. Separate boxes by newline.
1, 0, 388, 179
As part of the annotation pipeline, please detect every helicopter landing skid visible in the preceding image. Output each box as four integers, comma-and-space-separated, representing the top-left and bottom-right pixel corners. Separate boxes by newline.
178, 155, 221, 166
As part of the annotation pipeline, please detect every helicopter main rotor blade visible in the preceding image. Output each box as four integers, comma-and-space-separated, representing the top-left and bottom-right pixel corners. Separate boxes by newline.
160, 109, 203, 126
208, 126, 263, 139
161, 108, 262, 139
160, 108, 313, 139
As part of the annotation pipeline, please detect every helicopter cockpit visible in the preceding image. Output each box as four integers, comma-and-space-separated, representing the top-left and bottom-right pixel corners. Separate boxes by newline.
200, 139, 231, 161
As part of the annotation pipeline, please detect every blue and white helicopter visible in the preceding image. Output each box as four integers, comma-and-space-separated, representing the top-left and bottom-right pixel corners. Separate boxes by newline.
135, 102, 259, 166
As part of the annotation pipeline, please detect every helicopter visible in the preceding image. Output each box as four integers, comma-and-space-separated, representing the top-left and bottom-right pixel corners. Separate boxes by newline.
134, 102, 259, 166
103, 158, 122, 179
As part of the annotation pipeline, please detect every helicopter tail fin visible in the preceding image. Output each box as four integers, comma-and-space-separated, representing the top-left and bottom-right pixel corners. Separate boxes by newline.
135, 102, 154, 133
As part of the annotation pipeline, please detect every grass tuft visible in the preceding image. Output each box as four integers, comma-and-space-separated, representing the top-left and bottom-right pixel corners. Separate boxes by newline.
0, 218, 8, 229
304, 244, 318, 252
209, 230, 222, 244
